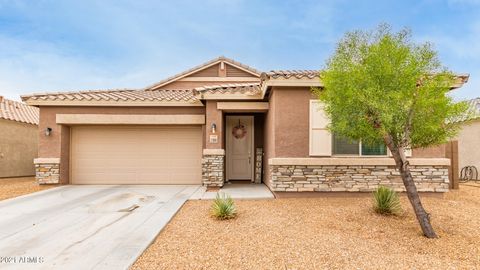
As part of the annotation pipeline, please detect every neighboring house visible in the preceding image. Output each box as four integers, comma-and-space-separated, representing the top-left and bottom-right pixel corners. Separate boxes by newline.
456, 98, 480, 176
0, 96, 39, 178
21, 56, 469, 193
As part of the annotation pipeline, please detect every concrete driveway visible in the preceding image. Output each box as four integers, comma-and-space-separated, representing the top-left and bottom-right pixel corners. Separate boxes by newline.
0, 185, 200, 270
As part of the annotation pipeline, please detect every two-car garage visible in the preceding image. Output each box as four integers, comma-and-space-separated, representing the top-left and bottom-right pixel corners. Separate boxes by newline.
70, 126, 203, 185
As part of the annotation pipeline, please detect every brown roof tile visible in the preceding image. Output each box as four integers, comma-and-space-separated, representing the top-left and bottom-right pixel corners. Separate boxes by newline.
263, 70, 320, 79
193, 83, 261, 96
0, 96, 39, 125
21, 89, 198, 104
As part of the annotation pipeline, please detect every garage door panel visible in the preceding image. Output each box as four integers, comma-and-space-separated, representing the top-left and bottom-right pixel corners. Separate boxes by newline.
71, 126, 202, 184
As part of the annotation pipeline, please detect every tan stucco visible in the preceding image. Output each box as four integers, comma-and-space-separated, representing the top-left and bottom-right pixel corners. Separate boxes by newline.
263, 90, 276, 187
0, 119, 38, 178
412, 144, 447, 158
205, 101, 223, 149
457, 119, 480, 171
271, 87, 313, 157
38, 106, 205, 158
38, 106, 205, 183
217, 102, 269, 111
268, 86, 448, 160
56, 114, 205, 125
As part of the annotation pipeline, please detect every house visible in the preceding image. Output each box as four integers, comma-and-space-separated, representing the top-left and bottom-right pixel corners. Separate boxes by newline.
456, 98, 480, 178
21, 56, 469, 193
0, 96, 39, 178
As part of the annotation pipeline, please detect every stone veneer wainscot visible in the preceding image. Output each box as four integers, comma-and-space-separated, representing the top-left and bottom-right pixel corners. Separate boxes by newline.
269, 158, 450, 193
202, 149, 225, 187
34, 158, 60, 184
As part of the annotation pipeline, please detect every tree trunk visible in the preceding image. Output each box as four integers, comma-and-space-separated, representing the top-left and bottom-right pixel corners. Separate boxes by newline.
384, 137, 438, 238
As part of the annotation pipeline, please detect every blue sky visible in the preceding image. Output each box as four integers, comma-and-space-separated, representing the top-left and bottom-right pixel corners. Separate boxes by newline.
0, 0, 478, 101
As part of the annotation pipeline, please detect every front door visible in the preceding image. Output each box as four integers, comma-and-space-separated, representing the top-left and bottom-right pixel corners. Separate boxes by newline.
226, 115, 254, 181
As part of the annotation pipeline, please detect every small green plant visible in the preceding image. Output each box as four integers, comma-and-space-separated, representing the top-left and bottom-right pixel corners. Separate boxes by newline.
373, 186, 402, 215
211, 193, 237, 220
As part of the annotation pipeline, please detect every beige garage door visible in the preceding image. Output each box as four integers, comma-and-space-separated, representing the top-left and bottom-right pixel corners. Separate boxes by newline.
71, 126, 202, 184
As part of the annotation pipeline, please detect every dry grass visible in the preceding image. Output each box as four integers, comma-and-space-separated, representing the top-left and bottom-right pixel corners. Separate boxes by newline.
0, 177, 55, 201
133, 184, 480, 270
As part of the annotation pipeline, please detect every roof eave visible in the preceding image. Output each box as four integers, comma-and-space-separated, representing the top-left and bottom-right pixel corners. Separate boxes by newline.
23, 100, 204, 107
197, 93, 264, 100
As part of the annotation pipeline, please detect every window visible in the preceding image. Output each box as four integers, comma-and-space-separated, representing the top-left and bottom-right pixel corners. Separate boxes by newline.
332, 133, 359, 155
361, 142, 387, 156
332, 134, 387, 156
309, 100, 411, 157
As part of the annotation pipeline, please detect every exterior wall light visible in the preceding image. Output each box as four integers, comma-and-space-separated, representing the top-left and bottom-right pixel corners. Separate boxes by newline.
45, 127, 52, 136
211, 123, 217, 134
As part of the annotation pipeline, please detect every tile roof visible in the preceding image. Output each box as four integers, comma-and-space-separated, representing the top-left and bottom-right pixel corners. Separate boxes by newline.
263, 71, 469, 87
21, 89, 198, 103
193, 83, 261, 96
145, 56, 261, 90
263, 70, 320, 79
0, 96, 39, 125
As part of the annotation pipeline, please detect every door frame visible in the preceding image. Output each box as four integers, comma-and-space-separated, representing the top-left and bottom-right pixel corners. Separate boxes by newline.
225, 115, 255, 182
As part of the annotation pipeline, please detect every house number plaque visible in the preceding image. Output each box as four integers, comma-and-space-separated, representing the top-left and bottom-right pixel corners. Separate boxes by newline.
209, 135, 218, 143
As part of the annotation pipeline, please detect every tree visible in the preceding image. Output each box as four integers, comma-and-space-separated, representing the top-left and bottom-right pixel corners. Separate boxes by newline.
314, 24, 468, 238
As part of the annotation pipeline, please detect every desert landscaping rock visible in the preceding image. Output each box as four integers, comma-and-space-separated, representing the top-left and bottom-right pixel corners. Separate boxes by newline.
133, 184, 480, 269
0, 177, 55, 201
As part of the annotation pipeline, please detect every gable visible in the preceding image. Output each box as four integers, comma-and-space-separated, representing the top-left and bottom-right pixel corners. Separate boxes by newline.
147, 56, 261, 90
226, 64, 255, 77
189, 64, 220, 77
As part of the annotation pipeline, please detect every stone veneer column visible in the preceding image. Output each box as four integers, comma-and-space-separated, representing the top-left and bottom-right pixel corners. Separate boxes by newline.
34, 158, 60, 184
202, 149, 225, 187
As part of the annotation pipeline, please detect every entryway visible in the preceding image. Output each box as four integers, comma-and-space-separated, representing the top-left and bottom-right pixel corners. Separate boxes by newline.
226, 115, 255, 182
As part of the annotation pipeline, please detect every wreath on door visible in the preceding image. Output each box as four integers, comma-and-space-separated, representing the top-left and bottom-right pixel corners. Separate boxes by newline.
232, 120, 247, 139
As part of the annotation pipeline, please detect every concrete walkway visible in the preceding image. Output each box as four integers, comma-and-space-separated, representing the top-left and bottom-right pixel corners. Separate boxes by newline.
190, 183, 274, 200
0, 185, 200, 270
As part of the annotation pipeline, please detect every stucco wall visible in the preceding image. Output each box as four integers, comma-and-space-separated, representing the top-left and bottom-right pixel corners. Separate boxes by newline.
37, 106, 206, 183
457, 119, 480, 172
0, 119, 38, 178
263, 91, 276, 187
413, 145, 446, 158
205, 101, 223, 149
38, 106, 205, 157
272, 87, 312, 157
268, 86, 448, 160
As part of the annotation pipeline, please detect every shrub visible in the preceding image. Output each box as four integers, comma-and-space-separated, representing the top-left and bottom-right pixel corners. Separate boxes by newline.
211, 193, 237, 220
373, 186, 402, 215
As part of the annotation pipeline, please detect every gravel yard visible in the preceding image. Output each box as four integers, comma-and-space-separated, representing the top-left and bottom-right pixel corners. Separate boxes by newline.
0, 177, 55, 200
133, 184, 480, 269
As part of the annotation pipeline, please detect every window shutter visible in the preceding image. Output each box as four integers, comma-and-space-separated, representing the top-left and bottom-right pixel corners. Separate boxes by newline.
309, 100, 332, 156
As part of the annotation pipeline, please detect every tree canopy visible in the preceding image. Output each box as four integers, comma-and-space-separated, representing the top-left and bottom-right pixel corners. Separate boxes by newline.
314, 24, 467, 149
